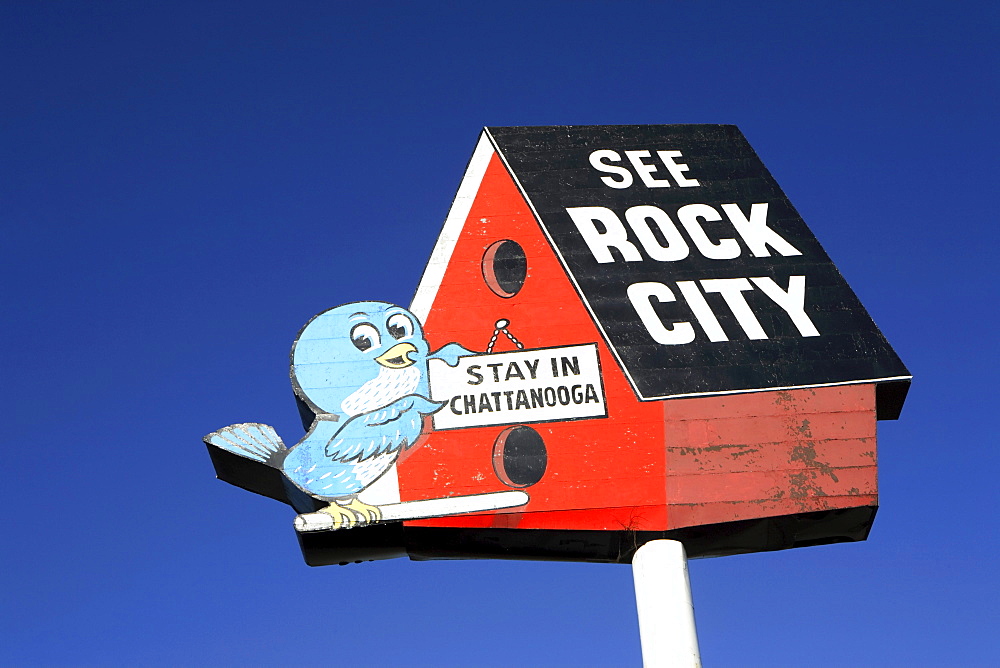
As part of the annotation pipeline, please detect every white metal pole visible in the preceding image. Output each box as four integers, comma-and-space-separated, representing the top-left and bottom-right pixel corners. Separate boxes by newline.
632, 539, 701, 668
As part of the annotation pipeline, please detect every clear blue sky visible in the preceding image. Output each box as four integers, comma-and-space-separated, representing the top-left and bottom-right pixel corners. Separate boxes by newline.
2, 3, 996, 666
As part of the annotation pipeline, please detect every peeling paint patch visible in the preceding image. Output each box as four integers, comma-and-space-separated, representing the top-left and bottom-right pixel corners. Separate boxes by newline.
789, 471, 829, 509
790, 442, 840, 483
677, 443, 760, 457
773, 391, 795, 408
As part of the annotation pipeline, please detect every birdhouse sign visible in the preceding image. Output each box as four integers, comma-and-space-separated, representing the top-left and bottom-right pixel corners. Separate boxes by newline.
205, 125, 910, 566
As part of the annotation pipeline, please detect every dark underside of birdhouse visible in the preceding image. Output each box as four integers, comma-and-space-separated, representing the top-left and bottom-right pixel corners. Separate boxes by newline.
297, 505, 877, 566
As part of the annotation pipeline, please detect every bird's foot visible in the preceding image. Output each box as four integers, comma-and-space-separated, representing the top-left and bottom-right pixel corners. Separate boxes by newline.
342, 498, 382, 524
317, 502, 362, 529
316, 499, 382, 529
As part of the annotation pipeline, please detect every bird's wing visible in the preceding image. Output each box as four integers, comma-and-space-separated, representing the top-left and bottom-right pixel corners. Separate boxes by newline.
309, 394, 444, 462
429, 343, 477, 367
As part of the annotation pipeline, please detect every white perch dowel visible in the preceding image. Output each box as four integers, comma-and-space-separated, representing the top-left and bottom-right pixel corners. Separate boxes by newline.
632, 539, 701, 668
294, 490, 530, 532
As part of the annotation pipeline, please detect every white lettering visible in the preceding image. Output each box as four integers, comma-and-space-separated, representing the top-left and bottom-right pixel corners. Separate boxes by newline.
656, 150, 700, 187
624, 205, 689, 262
751, 276, 820, 337
627, 282, 695, 345
721, 203, 801, 257
676, 281, 728, 341
624, 150, 673, 188
588, 150, 633, 189
700, 278, 767, 339
566, 206, 643, 264
676, 204, 741, 260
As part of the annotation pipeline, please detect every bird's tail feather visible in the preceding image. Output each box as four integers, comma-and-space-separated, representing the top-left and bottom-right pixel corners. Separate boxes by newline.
204, 423, 287, 467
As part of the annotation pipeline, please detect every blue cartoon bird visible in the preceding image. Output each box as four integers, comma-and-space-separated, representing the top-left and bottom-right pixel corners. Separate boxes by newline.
205, 301, 471, 529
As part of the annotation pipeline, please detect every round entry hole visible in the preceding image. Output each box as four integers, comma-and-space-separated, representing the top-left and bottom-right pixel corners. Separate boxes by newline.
493, 425, 547, 488
482, 240, 527, 298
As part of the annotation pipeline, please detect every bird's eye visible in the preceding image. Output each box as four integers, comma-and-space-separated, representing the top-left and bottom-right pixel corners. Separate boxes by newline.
350, 323, 381, 352
386, 313, 414, 340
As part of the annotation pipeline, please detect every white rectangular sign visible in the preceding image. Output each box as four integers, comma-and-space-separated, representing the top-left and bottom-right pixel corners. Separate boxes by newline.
429, 344, 607, 430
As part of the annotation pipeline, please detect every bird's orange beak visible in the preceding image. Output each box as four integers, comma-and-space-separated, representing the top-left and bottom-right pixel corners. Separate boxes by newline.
375, 342, 418, 368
